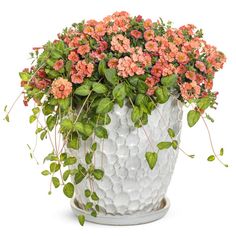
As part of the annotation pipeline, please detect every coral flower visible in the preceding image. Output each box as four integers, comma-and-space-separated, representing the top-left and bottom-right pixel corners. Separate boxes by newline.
108, 58, 119, 68
53, 59, 64, 71
195, 61, 206, 72
51, 78, 72, 99
95, 23, 106, 36
68, 51, 79, 62
130, 30, 142, 39
185, 70, 196, 80
180, 81, 201, 100
176, 52, 189, 64
145, 41, 158, 52
77, 44, 90, 56
143, 19, 153, 29
144, 30, 155, 41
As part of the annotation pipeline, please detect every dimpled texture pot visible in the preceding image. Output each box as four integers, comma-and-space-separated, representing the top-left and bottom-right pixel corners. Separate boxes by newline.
68, 96, 183, 225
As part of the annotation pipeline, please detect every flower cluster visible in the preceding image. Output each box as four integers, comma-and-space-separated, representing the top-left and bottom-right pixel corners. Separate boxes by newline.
20, 11, 225, 106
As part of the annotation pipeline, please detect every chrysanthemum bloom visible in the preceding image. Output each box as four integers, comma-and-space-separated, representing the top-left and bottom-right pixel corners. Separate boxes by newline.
145, 41, 158, 52
111, 34, 131, 53
77, 44, 90, 56
37, 69, 47, 78
51, 78, 72, 99
53, 59, 64, 71
180, 81, 201, 100
144, 30, 155, 41
195, 61, 206, 72
175, 52, 189, 64
68, 51, 79, 62
185, 70, 197, 80
108, 58, 119, 68
130, 30, 142, 39
204, 79, 213, 90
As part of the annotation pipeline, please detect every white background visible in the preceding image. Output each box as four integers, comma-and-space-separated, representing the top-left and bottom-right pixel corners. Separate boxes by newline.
0, 0, 236, 235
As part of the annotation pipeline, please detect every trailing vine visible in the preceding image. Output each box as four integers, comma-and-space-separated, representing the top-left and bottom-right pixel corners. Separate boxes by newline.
3, 12, 227, 225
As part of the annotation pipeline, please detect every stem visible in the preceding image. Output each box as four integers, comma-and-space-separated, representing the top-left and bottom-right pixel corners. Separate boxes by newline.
4, 92, 23, 120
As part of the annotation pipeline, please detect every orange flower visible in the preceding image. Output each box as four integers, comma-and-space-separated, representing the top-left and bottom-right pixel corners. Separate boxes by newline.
143, 19, 153, 29
77, 44, 90, 56
195, 61, 206, 72
144, 30, 155, 41
68, 51, 79, 62
180, 81, 200, 100
145, 41, 158, 52
53, 59, 64, 71
176, 52, 189, 64
108, 58, 118, 68
51, 78, 72, 99
95, 23, 106, 36
185, 70, 196, 80
130, 30, 142, 39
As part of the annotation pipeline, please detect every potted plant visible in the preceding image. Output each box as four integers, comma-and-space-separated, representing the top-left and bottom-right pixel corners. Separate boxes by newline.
4, 11, 227, 226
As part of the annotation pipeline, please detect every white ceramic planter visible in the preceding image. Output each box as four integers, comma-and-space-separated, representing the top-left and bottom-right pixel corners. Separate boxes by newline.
68, 96, 183, 225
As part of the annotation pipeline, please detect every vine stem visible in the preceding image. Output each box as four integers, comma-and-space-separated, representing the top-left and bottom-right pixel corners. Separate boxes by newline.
4, 92, 23, 120
128, 97, 155, 151
149, 95, 194, 158
200, 114, 227, 166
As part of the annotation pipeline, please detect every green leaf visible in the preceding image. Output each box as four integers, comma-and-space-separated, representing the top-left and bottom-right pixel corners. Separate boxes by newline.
52, 177, 60, 188
155, 86, 169, 104
207, 155, 215, 161
63, 156, 77, 166
220, 148, 224, 156
197, 97, 211, 110
46, 115, 57, 131
40, 130, 47, 140
74, 122, 93, 137
92, 169, 104, 180
131, 106, 141, 123
50, 162, 60, 173
104, 68, 119, 85
161, 74, 177, 87
92, 82, 108, 94
98, 60, 106, 76
63, 170, 70, 181
91, 210, 97, 217
67, 133, 80, 149
187, 110, 200, 127
91, 192, 99, 201
91, 143, 97, 152
74, 164, 87, 184
60, 119, 73, 132
94, 126, 108, 139
172, 140, 178, 149
85, 202, 93, 210
95, 204, 100, 212
32, 107, 40, 115
168, 128, 175, 138
85, 152, 93, 164
41, 170, 50, 176
112, 83, 126, 107
92, 114, 111, 125
42, 104, 54, 115
63, 182, 74, 198
74, 85, 91, 96
84, 189, 91, 198
19, 72, 30, 81
29, 115, 37, 124
58, 98, 70, 110
137, 80, 148, 93
4, 114, 9, 122
78, 215, 85, 226
157, 142, 172, 150
145, 152, 158, 170
96, 98, 114, 114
